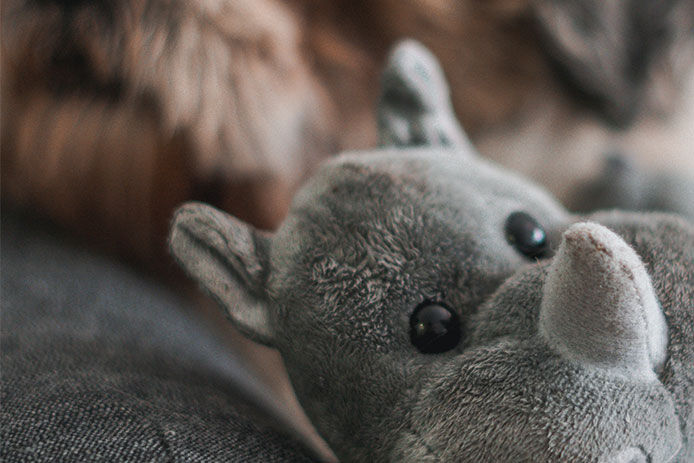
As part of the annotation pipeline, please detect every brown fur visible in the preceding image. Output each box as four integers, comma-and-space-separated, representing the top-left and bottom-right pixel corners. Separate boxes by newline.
2, 0, 332, 267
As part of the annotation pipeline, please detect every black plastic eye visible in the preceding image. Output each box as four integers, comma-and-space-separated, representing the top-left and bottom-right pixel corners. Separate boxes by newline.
409, 302, 462, 354
505, 211, 550, 259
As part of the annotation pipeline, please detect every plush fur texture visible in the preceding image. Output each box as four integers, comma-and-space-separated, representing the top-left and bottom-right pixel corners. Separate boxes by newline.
169, 42, 693, 461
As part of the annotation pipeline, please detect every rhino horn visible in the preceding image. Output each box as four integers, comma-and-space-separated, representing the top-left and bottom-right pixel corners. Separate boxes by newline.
539, 222, 668, 380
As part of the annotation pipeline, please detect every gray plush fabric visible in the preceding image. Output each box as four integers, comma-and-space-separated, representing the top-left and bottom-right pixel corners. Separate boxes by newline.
1, 212, 313, 462
169, 41, 693, 462
539, 222, 668, 379
397, 216, 690, 462
378, 40, 473, 152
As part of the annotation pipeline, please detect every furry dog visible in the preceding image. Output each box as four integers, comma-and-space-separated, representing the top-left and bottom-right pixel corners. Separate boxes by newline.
2, 0, 693, 266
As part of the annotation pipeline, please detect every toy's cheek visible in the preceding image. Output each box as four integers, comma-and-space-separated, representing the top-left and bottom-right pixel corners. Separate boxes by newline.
467, 264, 549, 346
401, 341, 681, 462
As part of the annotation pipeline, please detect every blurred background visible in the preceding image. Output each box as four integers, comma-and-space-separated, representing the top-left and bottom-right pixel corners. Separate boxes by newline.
3, 0, 694, 453
4, 0, 693, 271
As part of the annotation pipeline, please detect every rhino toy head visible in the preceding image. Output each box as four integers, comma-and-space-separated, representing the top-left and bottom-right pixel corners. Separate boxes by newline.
170, 41, 693, 462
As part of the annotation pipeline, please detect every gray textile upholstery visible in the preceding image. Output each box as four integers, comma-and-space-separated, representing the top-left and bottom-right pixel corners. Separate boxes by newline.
169, 41, 694, 462
0, 213, 313, 462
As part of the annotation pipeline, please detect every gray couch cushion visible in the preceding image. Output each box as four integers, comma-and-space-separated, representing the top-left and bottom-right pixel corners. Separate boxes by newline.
0, 212, 313, 462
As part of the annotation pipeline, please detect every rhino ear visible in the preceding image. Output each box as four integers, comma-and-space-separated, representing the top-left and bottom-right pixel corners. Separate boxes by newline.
539, 222, 668, 379
169, 202, 274, 346
378, 39, 475, 154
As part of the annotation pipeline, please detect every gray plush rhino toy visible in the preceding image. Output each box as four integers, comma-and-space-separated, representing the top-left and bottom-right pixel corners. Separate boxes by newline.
169, 41, 693, 462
